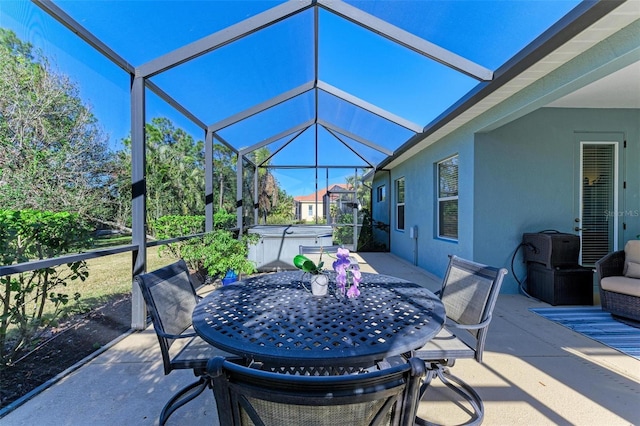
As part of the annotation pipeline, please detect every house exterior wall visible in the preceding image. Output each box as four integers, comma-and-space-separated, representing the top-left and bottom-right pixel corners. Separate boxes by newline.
474, 107, 639, 293
298, 200, 321, 222
371, 20, 639, 293
374, 127, 477, 281
375, 106, 639, 294
371, 171, 391, 249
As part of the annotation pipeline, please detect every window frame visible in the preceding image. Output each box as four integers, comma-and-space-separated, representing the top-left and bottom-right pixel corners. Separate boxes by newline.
395, 177, 405, 231
437, 155, 459, 240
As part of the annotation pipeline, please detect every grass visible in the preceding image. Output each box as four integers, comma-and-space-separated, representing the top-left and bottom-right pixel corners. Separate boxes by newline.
6, 245, 178, 329
68, 245, 176, 311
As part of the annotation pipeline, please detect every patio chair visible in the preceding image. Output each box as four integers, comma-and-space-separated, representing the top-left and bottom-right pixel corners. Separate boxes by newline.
135, 259, 236, 425
206, 355, 427, 426
413, 255, 507, 426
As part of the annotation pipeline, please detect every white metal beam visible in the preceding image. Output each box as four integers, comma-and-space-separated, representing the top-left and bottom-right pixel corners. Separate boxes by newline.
317, 81, 422, 133
212, 133, 240, 156
317, 119, 393, 156
33, 0, 135, 75
146, 80, 208, 130
137, 1, 313, 78
323, 127, 376, 168
257, 129, 306, 167
239, 119, 315, 156
318, 0, 493, 82
209, 81, 315, 133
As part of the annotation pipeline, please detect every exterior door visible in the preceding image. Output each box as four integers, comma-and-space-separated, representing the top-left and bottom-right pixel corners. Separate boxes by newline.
576, 140, 619, 266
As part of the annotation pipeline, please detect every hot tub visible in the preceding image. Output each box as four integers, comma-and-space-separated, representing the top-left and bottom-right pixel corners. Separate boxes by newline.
247, 225, 333, 272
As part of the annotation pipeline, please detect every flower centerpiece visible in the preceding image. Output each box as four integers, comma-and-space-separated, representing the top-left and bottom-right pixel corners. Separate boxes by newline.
333, 248, 361, 298
293, 250, 329, 296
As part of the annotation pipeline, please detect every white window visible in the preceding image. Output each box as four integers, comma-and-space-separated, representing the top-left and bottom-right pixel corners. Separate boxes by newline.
437, 155, 458, 239
308, 205, 313, 217
395, 178, 405, 231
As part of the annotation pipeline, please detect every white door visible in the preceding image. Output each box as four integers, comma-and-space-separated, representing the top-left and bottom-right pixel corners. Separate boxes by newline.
576, 141, 619, 265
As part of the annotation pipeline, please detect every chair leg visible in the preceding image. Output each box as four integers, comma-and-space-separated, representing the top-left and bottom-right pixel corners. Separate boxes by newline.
159, 376, 210, 426
416, 365, 484, 426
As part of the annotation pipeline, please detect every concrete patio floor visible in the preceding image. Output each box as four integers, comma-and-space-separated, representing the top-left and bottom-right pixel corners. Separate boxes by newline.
1, 252, 638, 425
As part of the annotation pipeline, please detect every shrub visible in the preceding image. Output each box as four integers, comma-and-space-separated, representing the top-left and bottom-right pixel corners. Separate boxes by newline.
0, 210, 91, 365
181, 230, 258, 279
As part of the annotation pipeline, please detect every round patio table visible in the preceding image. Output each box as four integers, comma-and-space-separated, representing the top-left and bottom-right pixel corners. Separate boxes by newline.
192, 271, 445, 369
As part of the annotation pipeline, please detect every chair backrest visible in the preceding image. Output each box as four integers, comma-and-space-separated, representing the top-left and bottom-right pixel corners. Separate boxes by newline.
298, 245, 340, 255
439, 255, 507, 362
135, 259, 199, 375
207, 356, 426, 426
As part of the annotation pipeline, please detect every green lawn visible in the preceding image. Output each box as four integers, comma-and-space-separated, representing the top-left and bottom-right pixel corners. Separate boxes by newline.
68, 245, 176, 311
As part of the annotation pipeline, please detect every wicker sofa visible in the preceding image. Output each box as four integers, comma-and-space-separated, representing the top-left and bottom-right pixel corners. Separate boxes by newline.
595, 240, 640, 322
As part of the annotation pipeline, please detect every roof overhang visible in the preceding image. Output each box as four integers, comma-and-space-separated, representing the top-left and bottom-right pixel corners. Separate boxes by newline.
380, 0, 639, 170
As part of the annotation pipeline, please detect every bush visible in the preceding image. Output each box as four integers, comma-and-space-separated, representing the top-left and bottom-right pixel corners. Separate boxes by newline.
181, 230, 258, 279
0, 209, 91, 365
151, 215, 205, 259
213, 210, 236, 230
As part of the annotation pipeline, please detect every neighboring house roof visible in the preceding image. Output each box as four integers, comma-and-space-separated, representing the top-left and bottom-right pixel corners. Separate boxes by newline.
294, 184, 352, 202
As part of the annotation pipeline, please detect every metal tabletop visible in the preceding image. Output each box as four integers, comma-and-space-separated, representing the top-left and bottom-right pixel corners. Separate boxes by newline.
192, 271, 445, 368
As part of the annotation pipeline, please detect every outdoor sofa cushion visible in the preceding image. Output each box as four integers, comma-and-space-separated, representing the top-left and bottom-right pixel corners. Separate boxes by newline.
600, 276, 640, 298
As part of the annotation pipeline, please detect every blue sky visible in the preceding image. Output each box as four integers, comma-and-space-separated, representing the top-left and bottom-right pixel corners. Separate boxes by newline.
0, 0, 580, 196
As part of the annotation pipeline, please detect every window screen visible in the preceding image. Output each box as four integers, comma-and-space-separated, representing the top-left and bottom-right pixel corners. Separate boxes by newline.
438, 156, 458, 239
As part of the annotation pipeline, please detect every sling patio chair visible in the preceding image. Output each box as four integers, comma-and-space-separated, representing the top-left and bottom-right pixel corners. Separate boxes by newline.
413, 255, 508, 426
135, 259, 237, 425
206, 355, 427, 426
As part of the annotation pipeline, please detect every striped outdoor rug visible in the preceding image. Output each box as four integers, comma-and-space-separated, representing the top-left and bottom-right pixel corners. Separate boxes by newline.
530, 307, 640, 360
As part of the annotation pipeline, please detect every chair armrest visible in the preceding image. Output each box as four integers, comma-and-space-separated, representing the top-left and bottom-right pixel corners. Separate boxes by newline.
445, 314, 492, 331
596, 250, 625, 280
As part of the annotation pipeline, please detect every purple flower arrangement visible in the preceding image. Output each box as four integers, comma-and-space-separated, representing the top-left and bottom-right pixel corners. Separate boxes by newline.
332, 247, 361, 298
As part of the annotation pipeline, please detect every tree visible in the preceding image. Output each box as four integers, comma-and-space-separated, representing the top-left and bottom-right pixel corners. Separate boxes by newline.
269, 188, 295, 224
345, 168, 372, 212
0, 29, 113, 222
250, 148, 278, 224
212, 142, 237, 212
116, 118, 206, 228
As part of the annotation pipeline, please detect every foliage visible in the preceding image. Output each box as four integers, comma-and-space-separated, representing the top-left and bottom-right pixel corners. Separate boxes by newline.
333, 213, 355, 247
356, 209, 387, 251
115, 118, 206, 227
293, 254, 324, 275
152, 215, 205, 240
246, 148, 296, 225
0, 29, 114, 224
213, 143, 237, 212
266, 188, 296, 224
0, 209, 91, 365
345, 168, 373, 212
151, 211, 239, 260
151, 215, 205, 259
181, 230, 258, 278
213, 210, 237, 230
